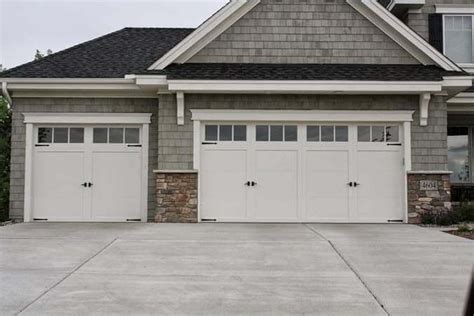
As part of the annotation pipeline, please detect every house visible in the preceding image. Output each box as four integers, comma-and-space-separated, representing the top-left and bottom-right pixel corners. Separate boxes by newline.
1, 0, 473, 224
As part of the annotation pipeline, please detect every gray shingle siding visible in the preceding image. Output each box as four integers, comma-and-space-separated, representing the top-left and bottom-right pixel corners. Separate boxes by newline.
9, 98, 159, 221
188, 0, 418, 64
158, 94, 448, 172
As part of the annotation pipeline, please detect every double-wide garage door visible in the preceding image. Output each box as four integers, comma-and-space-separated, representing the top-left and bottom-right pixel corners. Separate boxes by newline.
200, 123, 406, 223
31, 125, 145, 222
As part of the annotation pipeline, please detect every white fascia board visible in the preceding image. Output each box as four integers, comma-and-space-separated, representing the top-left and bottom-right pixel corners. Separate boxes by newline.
448, 92, 474, 104
147, 0, 260, 70
7, 83, 142, 91
0, 78, 134, 84
167, 80, 443, 94
124, 74, 168, 86
347, 0, 461, 72
435, 5, 474, 14
191, 109, 415, 123
441, 76, 473, 87
23, 112, 152, 124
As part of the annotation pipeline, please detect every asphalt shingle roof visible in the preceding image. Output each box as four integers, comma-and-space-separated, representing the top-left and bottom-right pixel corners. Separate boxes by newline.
0, 27, 467, 83
0, 28, 194, 78
151, 63, 461, 81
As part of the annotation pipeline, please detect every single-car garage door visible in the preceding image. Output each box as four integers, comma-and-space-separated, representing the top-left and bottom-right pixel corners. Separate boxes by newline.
200, 122, 406, 223
31, 125, 146, 222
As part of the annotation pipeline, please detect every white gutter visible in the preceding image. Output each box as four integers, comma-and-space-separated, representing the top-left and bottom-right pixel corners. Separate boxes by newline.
1, 82, 13, 105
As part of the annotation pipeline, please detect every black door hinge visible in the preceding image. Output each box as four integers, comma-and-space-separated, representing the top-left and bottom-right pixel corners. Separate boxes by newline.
201, 218, 217, 222
127, 145, 142, 148
387, 143, 402, 146
388, 219, 404, 223
202, 142, 218, 145
126, 219, 141, 222
35, 144, 50, 147
33, 218, 48, 221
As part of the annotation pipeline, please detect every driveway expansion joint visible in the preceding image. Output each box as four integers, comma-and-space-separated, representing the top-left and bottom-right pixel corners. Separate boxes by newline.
328, 240, 390, 316
15, 237, 118, 315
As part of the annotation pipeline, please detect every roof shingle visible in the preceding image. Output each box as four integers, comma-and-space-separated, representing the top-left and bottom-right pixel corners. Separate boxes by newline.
151, 63, 461, 81
0, 28, 193, 78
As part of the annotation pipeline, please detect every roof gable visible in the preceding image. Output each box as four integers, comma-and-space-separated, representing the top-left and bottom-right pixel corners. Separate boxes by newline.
149, 0, 461, 71
188, 0, 418, 65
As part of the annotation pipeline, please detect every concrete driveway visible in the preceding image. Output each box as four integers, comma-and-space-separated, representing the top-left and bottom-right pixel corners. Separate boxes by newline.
0, 223, 472, 315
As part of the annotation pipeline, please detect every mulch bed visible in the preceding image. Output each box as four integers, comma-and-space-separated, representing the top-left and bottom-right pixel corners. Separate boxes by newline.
445, 230, 474, 240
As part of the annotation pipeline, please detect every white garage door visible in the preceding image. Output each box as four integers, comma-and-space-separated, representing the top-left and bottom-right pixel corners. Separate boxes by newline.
200, 123, 406, 223
32, 125, 145, 222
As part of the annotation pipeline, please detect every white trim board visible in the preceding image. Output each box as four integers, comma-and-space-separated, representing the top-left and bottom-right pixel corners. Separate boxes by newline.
168, 80, 445, 94
23, 113, 152, 125
436, 5, 474, 14
191, 109, 415, 123
148, 0, 260, 70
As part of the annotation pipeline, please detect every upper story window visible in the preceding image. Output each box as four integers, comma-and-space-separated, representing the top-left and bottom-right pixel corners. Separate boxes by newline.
444, 15, 474, 64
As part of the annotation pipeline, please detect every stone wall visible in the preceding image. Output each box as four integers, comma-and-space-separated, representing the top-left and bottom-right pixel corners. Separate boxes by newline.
407, 172, 452, 224
189, 0, 417, 64
155, 172, 198, 223
10, 98, 159, 221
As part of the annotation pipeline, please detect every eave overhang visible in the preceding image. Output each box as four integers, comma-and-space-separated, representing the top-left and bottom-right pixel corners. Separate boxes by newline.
387, 0, 425, 17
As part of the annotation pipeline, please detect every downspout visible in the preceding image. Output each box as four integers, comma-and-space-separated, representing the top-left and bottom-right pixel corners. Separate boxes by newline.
1, 82, 13, 106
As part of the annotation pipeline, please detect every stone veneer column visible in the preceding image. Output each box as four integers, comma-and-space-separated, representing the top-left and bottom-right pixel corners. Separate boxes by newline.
407, 172, 452, 224
155, 171, 198, 223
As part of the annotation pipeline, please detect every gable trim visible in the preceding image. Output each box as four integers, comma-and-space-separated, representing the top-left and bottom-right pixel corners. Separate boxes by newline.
148, 0, 260, 70
347, 0, 461, 71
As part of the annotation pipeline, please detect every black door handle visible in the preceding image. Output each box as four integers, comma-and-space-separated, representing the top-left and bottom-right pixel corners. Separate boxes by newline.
245, 181, 251, 186
87, 182, 93, 188
354, 182, 360, 187
81, 182, 88, 187
251, 181, 257, 187
347, 182, 353, 187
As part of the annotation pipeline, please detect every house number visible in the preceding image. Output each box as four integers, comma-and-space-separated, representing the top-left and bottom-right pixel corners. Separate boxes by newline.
420, 180, 438, 191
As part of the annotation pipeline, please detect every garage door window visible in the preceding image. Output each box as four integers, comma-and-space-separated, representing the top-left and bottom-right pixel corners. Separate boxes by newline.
93, 127, 141, 144
358, 126, 399, 143
38, 127, 84, 144
307, 125, 348, 142
205, 125, 247, 142
257, 125, 298, 142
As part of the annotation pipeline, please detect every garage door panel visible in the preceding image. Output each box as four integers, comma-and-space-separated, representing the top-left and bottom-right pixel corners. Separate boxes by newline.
201, 150, 247, 220
255, 150, 298, 220
356, 150, 404, 222
90, 151, 142, 220
33, 151, 85, 220
305, 151, 350, 221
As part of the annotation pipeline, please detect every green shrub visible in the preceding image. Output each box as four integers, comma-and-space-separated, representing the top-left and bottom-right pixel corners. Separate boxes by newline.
0, 97, 11, 222
420, 205, 474, 226
456, 204, 474, 222
457, 223, 472, 233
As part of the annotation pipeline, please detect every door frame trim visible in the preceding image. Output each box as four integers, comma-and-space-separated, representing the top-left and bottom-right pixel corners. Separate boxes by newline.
192, 110, 414, 223
23, 113, 152, 222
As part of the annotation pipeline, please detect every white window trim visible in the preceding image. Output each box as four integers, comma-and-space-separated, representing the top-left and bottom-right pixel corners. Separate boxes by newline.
436, 6, 474, 14
442, 14, 474, 65
22, 113, 152, 223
